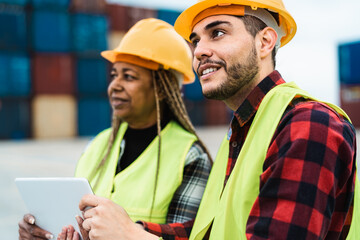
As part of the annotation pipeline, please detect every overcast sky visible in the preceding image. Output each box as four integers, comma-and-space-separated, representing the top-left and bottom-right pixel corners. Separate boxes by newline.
107, 0, 360, 104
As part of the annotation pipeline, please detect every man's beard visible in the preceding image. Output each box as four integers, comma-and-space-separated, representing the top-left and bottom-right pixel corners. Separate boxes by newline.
203, 45, 259, 100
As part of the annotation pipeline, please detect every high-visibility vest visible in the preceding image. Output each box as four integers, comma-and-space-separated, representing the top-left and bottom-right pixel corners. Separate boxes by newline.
75, 120, 198, 223
190, 82, 359, 240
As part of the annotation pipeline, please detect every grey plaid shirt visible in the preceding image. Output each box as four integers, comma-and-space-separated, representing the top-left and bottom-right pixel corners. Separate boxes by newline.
166, 141, 212, 223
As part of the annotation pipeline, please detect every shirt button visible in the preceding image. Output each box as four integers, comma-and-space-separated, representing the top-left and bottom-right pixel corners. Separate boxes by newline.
232, 141, 238, 148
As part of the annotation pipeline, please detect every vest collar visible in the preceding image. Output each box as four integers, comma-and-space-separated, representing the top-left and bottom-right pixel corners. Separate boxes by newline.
233, 70, 285, 128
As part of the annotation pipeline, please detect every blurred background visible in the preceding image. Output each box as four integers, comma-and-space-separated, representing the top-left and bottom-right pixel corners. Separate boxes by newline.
0, 0, 359, 239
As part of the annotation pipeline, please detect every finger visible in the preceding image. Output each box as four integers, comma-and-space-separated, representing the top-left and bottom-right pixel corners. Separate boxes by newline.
81, 218, 91, 232
66, 225, 74, 240
73, 231, 80, 240
76, 215, 89, 240
82, 206, 98, 219
19, 226, 35, 239
79, 194, 99, 211
57, 227, 67, 240
23, 214, 36, 225
19, 218, 53, 239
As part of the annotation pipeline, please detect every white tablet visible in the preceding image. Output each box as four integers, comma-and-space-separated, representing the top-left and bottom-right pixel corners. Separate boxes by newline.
15, 177, 93, 239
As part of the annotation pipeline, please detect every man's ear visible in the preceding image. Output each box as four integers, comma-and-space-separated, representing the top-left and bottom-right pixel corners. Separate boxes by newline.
258, 27, 277, 59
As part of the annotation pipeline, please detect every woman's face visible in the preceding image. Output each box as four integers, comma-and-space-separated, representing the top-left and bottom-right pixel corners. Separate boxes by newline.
108, 62, 157, 129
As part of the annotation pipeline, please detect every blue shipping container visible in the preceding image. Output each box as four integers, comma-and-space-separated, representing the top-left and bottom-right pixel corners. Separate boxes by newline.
72, 14, 108, 54
338, 41, 360, 84
76, 57, 109, 96
31, 10, 71, 52
0, 52, 31, 97
157, 9, 181, 26
0, 0, 29, 5
183, 75, 204, 101
184, 99, 206, 126
0, 98, 30, 139
77, 97, 111, 136
0, 6, 28, 51
31, 0, 70, 9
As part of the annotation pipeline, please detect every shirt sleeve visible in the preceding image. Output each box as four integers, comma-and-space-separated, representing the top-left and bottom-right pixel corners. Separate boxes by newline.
246, 101, 357, 239
139, 141, 212, 239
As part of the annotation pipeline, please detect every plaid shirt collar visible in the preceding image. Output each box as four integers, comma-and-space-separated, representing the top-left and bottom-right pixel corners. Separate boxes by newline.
233, 70, 286, 128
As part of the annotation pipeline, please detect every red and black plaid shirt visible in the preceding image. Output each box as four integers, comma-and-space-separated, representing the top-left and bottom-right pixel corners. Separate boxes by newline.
144, 70, 357, 240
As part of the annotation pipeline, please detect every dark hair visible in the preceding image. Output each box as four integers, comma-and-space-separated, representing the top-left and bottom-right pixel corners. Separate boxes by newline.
237, 15, 277, 68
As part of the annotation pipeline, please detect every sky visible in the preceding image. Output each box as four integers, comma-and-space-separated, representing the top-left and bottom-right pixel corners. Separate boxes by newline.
107, 0, 360, 104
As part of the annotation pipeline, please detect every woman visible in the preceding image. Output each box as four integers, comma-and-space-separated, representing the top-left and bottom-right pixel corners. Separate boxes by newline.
18, 18, 212, 240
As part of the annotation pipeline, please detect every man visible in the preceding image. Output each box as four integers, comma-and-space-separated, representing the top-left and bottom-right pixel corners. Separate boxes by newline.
57, 1, 359, 239
168, 0, 359, 239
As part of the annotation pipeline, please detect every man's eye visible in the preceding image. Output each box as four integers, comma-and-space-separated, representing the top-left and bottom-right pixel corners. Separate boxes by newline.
213, 30, 225, 38
191, 39, 199, 48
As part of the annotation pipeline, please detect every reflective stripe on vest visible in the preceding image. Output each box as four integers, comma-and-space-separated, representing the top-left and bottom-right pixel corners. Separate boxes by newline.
190, 82, 359, 239
75, 120, 197, 223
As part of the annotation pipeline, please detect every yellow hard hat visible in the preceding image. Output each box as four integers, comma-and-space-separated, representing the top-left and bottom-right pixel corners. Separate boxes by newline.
101, 18, 195, 84
174, 0, 296, 47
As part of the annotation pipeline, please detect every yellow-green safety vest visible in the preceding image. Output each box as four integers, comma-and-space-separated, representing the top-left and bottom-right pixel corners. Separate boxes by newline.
75, 120, 198, 223
190, 82, 359, 240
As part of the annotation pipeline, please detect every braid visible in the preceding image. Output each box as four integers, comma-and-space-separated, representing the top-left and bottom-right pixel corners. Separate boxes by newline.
90, 114, 122, 191
154, 69, 213, 164
149, 71, 162, 222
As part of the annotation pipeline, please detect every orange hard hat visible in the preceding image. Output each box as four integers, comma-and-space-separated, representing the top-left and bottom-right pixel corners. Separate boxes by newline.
174, 0, 296, 48
102, 18, 195, 84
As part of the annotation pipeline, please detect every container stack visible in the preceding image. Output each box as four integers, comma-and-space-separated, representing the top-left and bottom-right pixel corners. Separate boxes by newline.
0, 0, 112, 140
70, 0, 111, 137
0, 1, 31, 139
31, 0, 76, 139
0, 2, 231, 140
338, 41, 360, 128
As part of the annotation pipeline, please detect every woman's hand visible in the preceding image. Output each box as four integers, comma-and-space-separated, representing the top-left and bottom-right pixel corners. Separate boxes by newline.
18, 214, 54, 239
78, 194, 158, 240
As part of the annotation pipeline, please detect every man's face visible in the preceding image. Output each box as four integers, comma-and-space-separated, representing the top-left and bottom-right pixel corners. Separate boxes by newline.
190, 15, 259, 101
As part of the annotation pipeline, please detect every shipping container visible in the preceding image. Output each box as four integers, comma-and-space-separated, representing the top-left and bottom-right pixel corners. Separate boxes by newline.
77, 96, 111, 136
31, 10, 71, 52
0, 98, 31, 139
340, 84, 360, 127
32, 53, 75, 94
107, 31, 125, 50
0, 52, 31, 97
106, 4, 156, 32
0, 5, 28, 51
71, 13, 108, 54
106, 3, 128, 32
76, 56, 109, 96
70, 0, 106, 14
0, 0, 29, 5
32, 94, 77, 138
127, 6, 157, 29
338, 41, 360, 84
205, 99, 231, 125
31, 0, 70, 10
183, 75, 204, 101
157, 9, 181, 26
184, 99, 206, 126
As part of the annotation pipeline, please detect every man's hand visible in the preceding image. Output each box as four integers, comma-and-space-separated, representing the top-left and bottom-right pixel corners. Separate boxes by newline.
78, 194, 158, 240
